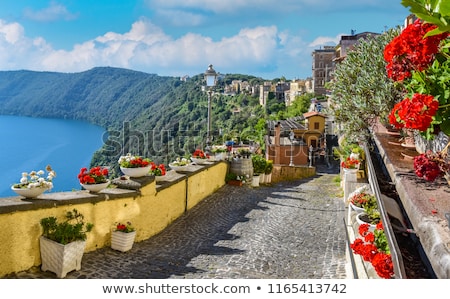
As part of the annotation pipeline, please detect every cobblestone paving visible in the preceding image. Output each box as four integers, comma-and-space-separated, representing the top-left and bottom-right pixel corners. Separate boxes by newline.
7, 168, 348, 279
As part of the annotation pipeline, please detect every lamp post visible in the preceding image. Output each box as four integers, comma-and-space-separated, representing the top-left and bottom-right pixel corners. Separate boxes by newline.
204, 64, 217, 148
289, 130, 294, 166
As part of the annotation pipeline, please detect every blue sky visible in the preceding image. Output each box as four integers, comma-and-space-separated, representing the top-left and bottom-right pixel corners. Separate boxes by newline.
0, 0, 410, 80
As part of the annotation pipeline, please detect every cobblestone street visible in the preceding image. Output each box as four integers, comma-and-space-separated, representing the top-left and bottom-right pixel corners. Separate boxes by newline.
7, 167, 348, 279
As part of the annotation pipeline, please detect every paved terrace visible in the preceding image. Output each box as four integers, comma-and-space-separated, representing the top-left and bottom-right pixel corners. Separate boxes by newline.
5, 165, 349, 279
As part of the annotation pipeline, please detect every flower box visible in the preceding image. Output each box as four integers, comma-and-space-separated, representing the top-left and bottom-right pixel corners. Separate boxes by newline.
11, 186, 49, 198
111, 231, 136, 252
40, 236, 86, 278
120, 166, 151, 177
227, 180, 243, 186
80, 180, 110, 193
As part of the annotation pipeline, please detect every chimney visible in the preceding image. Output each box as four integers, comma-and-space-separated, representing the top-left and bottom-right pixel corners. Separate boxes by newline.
275, 122, 281, 146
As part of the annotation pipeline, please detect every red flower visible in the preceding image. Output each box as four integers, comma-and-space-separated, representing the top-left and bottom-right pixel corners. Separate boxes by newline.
150, 162, 166, 176
340, 157, 360, 169
389, 93, 439, 131
372, 252, 394, 279
413, 150, 449, 182
192, 149, 210, 159
384, 19, 448, 82
78, 166, 108, 184
351, 222, 394, 278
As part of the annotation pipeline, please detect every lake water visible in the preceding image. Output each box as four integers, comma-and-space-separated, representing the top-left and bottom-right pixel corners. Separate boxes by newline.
0, 115, 105, 197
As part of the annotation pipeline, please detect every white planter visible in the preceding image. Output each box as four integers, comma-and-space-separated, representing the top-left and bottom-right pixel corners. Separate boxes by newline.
251, 175, 260, 187
343, 168, 358, 182
169, 163, 191, 172
80, 180, 110, 193
212, 152, 227, 161
355, 213, 377, 233
111, 231, 136, 252
120, 166, 151, 177
349, 202, 365, 214
39, 236, 86, 278
190, 157, 209, 165
11, 186, 48, 198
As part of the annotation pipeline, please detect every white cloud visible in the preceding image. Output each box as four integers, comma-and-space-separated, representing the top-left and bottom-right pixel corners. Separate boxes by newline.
23, 1, 78, 22
0, 20, 24, 44
309, 35, 341, 47
0, 17, 314, 78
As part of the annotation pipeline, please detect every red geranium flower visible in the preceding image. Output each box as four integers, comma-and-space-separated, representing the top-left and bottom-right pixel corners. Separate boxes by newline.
384, 19, 448, 82
389, 93, 439, 131
78, 166, 109, 184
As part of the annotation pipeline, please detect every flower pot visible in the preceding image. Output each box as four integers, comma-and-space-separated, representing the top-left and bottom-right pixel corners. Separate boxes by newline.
227, 180, 243, 186
191, 157, 209, 165
39, 236, 86, 278
11, 186, 48, 199
349, 202, 366, 214
343, 167, 358, 182
169, 163, 191, 172
120, 166, 151, 177
212, 152, 227, 161
80, 180, 110, 193
251, 175, 260, 187
111, 231, 136, 252
355, 213, 377, 233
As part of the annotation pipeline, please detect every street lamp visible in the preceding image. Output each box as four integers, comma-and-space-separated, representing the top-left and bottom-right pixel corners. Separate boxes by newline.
289, 130, 295, 166
204, 64, 217, 148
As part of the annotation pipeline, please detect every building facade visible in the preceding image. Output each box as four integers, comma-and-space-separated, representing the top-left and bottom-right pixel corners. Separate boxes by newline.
311, 46, 335, 96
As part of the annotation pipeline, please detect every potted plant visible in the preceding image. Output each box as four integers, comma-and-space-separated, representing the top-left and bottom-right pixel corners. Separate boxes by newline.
350, 222, 394, 279
111, 222, 136, 252
225, 173, 247, 186
11, 165, 56, 198
77, 166, 110, 192
348, 191, 376, 214
191, 149, 210, 164
263, 159, 273, 183
211, 144, 228, 161
169, 157, 191, 171
340, 157, 360, 171
118, 153, 152, 177
150, 161, 166, 181
251, 154, 267, 187
39, 209, 94, 278
413, 143, 450, 185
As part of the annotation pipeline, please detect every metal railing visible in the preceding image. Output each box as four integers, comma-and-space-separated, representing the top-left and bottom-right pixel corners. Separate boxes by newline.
364, 143, 407, 278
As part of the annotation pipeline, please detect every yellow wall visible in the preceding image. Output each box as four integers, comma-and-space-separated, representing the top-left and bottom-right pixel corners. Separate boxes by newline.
0, 162, 227, 277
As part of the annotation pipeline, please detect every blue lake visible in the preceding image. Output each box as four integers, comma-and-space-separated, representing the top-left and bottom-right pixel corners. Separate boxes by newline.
0, 115, 106, 197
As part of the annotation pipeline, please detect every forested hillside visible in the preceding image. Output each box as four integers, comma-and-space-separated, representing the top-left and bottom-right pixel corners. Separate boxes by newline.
0, 67, 284, 175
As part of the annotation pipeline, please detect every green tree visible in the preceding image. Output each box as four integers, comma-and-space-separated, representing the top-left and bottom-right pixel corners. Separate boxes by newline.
327, 29, 404, 142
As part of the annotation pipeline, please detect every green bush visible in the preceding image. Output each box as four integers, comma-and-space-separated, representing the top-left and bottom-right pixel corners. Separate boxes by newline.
40, 209, 94, 245
252, 154, 267, 175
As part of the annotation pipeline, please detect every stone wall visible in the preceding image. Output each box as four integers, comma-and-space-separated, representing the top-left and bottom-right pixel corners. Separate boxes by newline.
0, 161, 228, 277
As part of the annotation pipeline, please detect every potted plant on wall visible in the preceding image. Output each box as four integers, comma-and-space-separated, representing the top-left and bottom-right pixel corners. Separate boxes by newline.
111, 222, 136, 252
77, 166, 110, 193
11, 165, 56, 199
118, 153, 152, 178
39, 209, 94, 278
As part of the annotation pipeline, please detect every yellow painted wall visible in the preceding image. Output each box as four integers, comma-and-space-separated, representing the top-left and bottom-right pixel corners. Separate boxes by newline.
0, 162, 227, 277
271, 165, 316, 182
186, 162, 228, 210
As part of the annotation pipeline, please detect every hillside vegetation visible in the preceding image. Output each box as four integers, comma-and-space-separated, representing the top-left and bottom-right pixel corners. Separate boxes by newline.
0, 67, 311, 176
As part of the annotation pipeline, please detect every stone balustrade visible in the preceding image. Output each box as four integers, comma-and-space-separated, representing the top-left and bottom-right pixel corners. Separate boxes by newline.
0, 161, 228, 277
